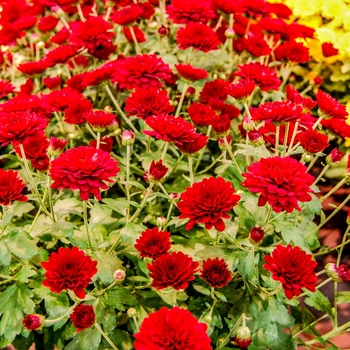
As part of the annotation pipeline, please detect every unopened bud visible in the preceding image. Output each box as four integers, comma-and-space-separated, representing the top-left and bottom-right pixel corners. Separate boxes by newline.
325, 262, 350, 282
326, 148, 344, 166
104, 105, 113, 113
121, 130, 135, 146
158, 25, 169, 36
218, 135, 232, 150
203, 314, 212, 323
113, 269, 126, 282
225, 28, 235, 38
22, 314, 45, 330
248, 130, 264, 147
234, 325, 252, 349
242, 116, 255, 131
249, 225, 264, 244
127, 308, 137, 318
156, 216, 167, 228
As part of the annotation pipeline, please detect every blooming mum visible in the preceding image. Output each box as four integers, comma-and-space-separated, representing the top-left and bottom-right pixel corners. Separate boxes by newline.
147, 251, 199, 290
70, 305, 96, 332
199, 79, 229, 109
41, 246, 98, 299
226, 78, 256, 104
50, 146, 120, 201
274, 40, 310, 63
0, 169, 28, 206
134, 227, 171, 259
45, 45, 79, 66
176, 23, 220, 52
175, 133, 208, 155
123, 26, 146, 43
148, 160, 168, 182
187, 102, 216, 126
134, 307, 211, 350
111, 4, 144, 26
0, 79, 15, 98
200, 258, 232, 288
84, 110, 117, 131
175, 64, 208, 82
242, 156, 314, 213
144, 114, 196, 145
233, 34, 271, 57
285, 85, 316, 113
124, 88, 174, 120
112, 54, 172, 90
299, 129, 329, 154
178, 177, 241, 231
64, 98, 93, 125
263, 244, 317, 299
316, 90, 348, 120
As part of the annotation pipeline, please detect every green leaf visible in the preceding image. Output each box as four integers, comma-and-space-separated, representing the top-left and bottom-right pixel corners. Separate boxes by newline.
53, 198, 82, 218
89, 204, 112, 224
102, 198, 129, 216
11, 202, 35, 218
304, 290, 333, 317
77, 327, 101, 350
92, 251, 124, 284
120, 222, 147, 244
337, 291, 350, 304
214, 291, 227, 302
127, 276, 149, 282
103, 287, 137, 311
302, 194, 322, 215
120, 180, 146, 191
4, 228, 38, 260
15, 266, 36, 283
108, 329, 134, 350
193, 284, 211, 296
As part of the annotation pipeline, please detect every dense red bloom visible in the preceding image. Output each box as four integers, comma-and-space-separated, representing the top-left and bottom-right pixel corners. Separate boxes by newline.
178, 177, 240, 231
112, 4, 144, 25
0, 111, 48, 146
264, 244, 317, 299
0, 80, 15, 98
176, 23, 220, 52
89, 136, 114, 153
233, 13, 261, 37
113, 54, 172, 90
18, 79, 35, 96
274, 40, 310, 63
242, 156, 314, 213
17, 60, 49, 75
268, 2, 292, 18
148, 160, 168, 182
321, 118, 350, 139
187, 102, 215, 126
211, 0, 242, 14
84, 110, 117, 130
43, 76, 62, 90
64, 98, 93, 124
325, 263, 350, 282
285, 85, 317, 112
299, 129, 329, 154
134, 227, 171, 259
175, 64, 208, 82
316, 90, 348, 120
66, 74, 87, 92
125, 88, 174, 119
167, 0, 215, 24
38, 15, 59, 32
148, 252, 199, 290
69, 16, 116, 59
50, 146, 120, 201
43, 87, 83, 112
233, 34, 271, 57
199, 79, 228, 108
175, 133, 208, 155
226, 78, 256, 103
50, 27, 70, 45
123, 26, 146, 43
250, 101, 303, 124
234, 63, 281, 92
70, 305, 95, 332
0, 169, 28, 206
83, 65, 115, 87
50, 137, 68, 153
41, 246, 98, 299
68, 55, 90, 70
144, 114, 196, 145
22, 314, 45, 331
200, 258, 232, 288
322, 42, 339, 57
211, 114, 231, 136
45, 45, 79, 66
134, 307, 211, 350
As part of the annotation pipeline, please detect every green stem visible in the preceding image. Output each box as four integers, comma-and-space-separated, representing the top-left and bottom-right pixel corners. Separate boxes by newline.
161, 142, 169, 160
129, 183, 154, 222
197, 152, 225, 175
1, 205, 6, 232
94, 323, 120, 350
312, 116, 324, 130
126, 145, 131, 220
45, 301, 79, 326
129, 26, 141, 55
307, 154, 319, 172
96, 131, 101, 149
312, 164, 330, 186
104, 6, 112, 21
175, 82, 188, 117
275, 124, 280, 156
223, 136, 243, 175
287, 121, 300, 154
83, 201, 93, 249
93, 280, 118, 297
172, 289, 177, 307
132, 316, 140, 332
217, 314, 244, 350
188, 156, 194, 184
282, 122, 290, 157
293, 314, 329, 337
77, 4, 85, 21
47, 177, 56, 223
314, 238, 350, 256
85, 123, 97, 139
320, 178, 345, 202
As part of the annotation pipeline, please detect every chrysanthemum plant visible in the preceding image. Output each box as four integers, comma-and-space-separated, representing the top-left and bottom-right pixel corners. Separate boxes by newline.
1, 0, 350, 349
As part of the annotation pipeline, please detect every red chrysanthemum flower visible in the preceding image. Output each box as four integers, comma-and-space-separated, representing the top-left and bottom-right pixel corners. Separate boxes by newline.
322, 42, 339, 57
234, 62, 281, 92
43, 76, 62, 90
66, 74, 87, 92
89, 136, 114, 153
166, 0, 215, 24
321, 118, 350, 139
285, 85, 317, 113
112, 54, 172, 90
0, 169, 28, 206
200, 258, 232, 288
50, 137, 68, 153
38, 15, 59, 33
45, 45, 79, 67
268, 2, 292, 18
211, 0, 242, 14
316, 90, 348, 120
176, 23, 220, 52
263, 244, 317, 299
242, 156, 314, 213
43, 87, 84, 112
70, 305, 95, 332
233, 13, 261, 37
250, 101, 303, 124
123, 26, 146, 43
299, 129, 329, 154
0, 79, 15, 99
50, 27, 70, 45
41, 246, 98, 299
111, 4, 144, 26
134, 227, 171, 259
125, 87, 174, 120
187, 102, 216, 126
226, 78, 256, 103
84, 110, 117, 130
18, 78, 34, 96
17, 60, 49, 76
144, 114, 196, 145
83, 65, 115, 87
147, 251, 199, 290
178, 177, 241, 231
69, 16, 116, 59
64, 98, 93, 124
233, 34, 271, 57
0, 111, 48, 146
134, 307, 211, 350
175, 64, 208, 82
148, 160, 168, 182
199, 79, 228, 109
274, 40, 310, 63
175, 133, 208, 155
22, 314, 45, 331
50, 146, 120, 201
211, 114, 231, 136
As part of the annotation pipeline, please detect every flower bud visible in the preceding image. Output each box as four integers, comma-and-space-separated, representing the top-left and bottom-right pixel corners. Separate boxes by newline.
49, 137, 68, 155
121, 130, 135, 146
203, 314, 212, 324
326, 148, 344, 166
148, 160, 168, 182
158, 25, 169, 36
104, 105, 113, 113
249, 225, 264, 244
22, 314, 45, 330
170, 192, 179, 200
149, 21, 158, 29
234, 325, 252, 349
127, 308, 137, 318
325, 263, 350, 282
242, 116, 255, 131
113, 269, 126, 282
225, 28, 235, 38
248, 130, 264, 147
313, 76, 323, 86
156, 216, 167, 228
218, 135, 232, 150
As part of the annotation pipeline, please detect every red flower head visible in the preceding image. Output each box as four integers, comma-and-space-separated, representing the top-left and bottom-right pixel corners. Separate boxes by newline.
275, 40, 310, 63
112, 54, 172, 90
50, 146, 120, 201
147, 251, 199, 290
134, 227, 171, 259
178, 176, 240, 231
299, 129, 329, 154
268, 2, 292, 18
234, 62, 281, 92
69, 16, 116, 59
38, 15, 59, 33
316, 90, 348, 120
211, 114, 231, 136
0, 169, 28, 206
22, 314, 45, 331
84, 110, 117, 131
242, 156, 314, 213
45, 45, 79, 67
326, 148, 344, 165
199, 79, 229, 109
233, 34, 271, 57
41, 246, 98, 299
17, 60, 49, 76
43, 76, 62, 90
144, 114, 196, 145
147, 160, 168, 182
211, 0, 242, 14
70, 305, 95, 332
134, 307, 211, 350
175, 133, 208, 155
18, 79, 34, 96
0, 111, 48, 146
64, 98, 93, 124
123, 26, 146, 43
226, 78, 256, 103
0, 80, 15, 98
263, 244, 317, 299
285, 85, 317, 113
175, 64, 208, 82
187, 102, 216, 126
112, 4, 144, 25
200, 257, 232, 288
321, 118, 350, 139
176, 23, 221, 52
322, 42, 339, 57
83, 63, 115, 87
50, 137, 68, 153
125, 88, 174, 120
249, 225, 265, 244
167, 0, 215, 24
325, 263, 350, 282
66, 74, 86, 92
43, 87, 84, 112
50, 27, 70, 45
250, 101, 303, 124
89, 136, 114, 153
